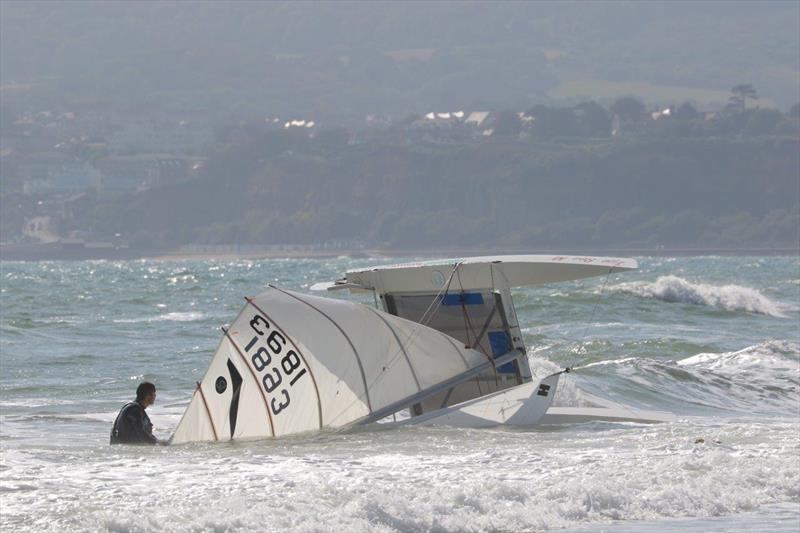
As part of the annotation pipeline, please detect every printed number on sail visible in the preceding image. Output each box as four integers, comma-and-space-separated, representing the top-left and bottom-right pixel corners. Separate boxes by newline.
243, 313, 308, 415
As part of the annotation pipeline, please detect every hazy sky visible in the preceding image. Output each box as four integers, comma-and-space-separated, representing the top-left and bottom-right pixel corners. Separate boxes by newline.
2, 0, 798, 120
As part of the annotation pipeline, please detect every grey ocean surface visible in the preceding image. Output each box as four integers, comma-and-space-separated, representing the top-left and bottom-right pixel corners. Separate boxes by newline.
1, 256, 798, 532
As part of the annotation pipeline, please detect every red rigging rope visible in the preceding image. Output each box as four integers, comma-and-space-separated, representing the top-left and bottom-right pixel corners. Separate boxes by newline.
453, 264, 493, 361
459, 294, 498, 386
461, 298, 473, 348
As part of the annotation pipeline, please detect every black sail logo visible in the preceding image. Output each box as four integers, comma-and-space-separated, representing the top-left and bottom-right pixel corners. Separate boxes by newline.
226, 359, 244, 438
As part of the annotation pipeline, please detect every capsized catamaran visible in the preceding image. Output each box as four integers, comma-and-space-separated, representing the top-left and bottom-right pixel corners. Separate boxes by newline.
172, 255, 672, 444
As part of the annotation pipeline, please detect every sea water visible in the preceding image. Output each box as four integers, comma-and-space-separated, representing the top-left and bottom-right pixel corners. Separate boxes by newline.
1, 256, 798, 532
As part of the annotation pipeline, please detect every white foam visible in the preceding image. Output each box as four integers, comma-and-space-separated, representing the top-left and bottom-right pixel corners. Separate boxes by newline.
678, 340, 800, 375
2, 421, 798, 532
113, 312, 206, 324
611, 276, 790, 317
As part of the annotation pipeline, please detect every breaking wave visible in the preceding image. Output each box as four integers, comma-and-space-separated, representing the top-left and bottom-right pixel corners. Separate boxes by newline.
578, 341, 799, 415
678, 340, 800, 375
610, 276, 789, 317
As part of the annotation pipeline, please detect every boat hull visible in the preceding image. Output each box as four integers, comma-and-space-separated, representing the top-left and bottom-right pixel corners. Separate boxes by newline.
395, 372, 675, 429
402, 373, 562, 428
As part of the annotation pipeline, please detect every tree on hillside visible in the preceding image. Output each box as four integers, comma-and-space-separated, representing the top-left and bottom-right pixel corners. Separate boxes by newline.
610, 96, 646, 124
526, 105, 579, 138
727, 83, 758, 113
743, 108, 783, 136
575, 101, 611, 136
673, 102, 700, 120
789, 103, 800, 118
314, 128, 350, 151
493, 111, 522, 137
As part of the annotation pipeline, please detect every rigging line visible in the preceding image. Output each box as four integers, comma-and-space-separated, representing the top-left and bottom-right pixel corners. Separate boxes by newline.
418, 261, 462, 326
440, 331, 471, 368
365, 261, 462, 386
364, 306, 422, 391
570, 267, 616, 370
223, 326, 276, 437
475, 376, 484, 396
195, 381, 219, 442
390, 261, 462, 371
460, 298, 472, 347
460, 297, 497, 385
454, 267, 494, 369
325, 262, 464, 425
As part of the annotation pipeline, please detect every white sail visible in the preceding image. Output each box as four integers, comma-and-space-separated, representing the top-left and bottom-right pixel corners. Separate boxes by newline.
172, 286, 514, 443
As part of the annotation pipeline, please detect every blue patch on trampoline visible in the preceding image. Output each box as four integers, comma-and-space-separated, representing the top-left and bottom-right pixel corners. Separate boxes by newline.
441, 293, 484, 306
488, 331, 515, 373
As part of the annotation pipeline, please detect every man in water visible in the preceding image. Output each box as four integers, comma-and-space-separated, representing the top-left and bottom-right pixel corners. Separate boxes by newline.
110, 381, 164, 445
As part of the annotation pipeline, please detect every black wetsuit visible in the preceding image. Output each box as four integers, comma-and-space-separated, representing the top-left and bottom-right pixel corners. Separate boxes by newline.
110, 401, 157, 445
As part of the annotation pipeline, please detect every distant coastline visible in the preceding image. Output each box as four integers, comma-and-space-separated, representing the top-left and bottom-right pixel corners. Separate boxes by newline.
1, 242, 797, 262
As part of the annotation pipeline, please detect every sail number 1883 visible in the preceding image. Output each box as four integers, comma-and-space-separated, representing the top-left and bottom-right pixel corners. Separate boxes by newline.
243, 313, 307, 415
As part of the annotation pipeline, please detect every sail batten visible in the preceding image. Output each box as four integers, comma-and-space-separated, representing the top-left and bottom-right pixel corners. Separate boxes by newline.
195, 382, 219, 441
441, 331, 471, 369
267, 285, 372, 413
244, 296, 324, 430
364, 306, 422, 392
355, 348, 523, 426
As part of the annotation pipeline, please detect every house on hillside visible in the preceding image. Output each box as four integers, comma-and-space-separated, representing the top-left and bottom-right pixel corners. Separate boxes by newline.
464, 111, 489, 128
58, 191, 96, 224
406, 111, 470, 142
108, 119, 213, 154
19, 153, 101, 195
0, 149, 23, 194
650, 107, 673, 120
284, 119, 316, 130
94, 154, 201, 193
463, 111, 498, 138
22, 216, 59, 243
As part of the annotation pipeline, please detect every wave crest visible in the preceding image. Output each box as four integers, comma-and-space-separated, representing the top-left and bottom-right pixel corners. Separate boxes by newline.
611, 276, 788, 317
577, 341, 799, 415
678, 340, 799, 374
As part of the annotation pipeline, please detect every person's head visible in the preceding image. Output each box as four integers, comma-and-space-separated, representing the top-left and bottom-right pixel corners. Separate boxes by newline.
136, 382, 156, 408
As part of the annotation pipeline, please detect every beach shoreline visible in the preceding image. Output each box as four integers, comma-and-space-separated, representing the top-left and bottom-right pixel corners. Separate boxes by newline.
3, 247, 799, 262
2, 243, 798, 262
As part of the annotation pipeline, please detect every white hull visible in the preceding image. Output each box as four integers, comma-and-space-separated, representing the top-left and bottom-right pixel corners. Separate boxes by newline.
539, 407, 674, 425
395, 373, 674, 429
